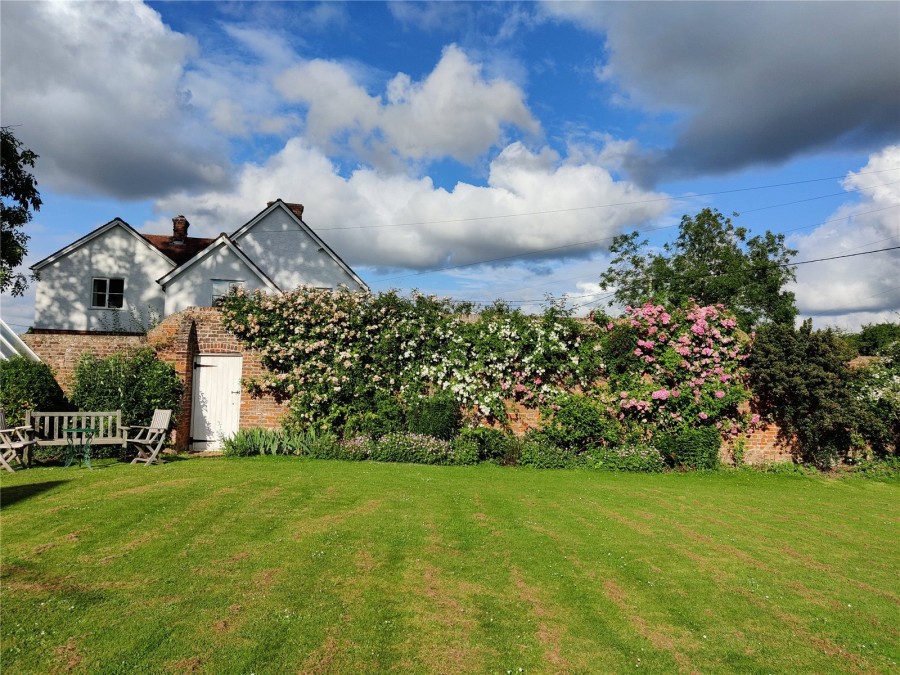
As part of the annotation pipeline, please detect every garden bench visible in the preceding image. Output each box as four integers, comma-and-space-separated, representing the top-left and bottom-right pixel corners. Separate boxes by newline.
25, 411, 127, 450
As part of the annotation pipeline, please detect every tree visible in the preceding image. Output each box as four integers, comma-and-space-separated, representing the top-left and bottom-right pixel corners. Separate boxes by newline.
748, 320, 864, 466
599, 208, 797, 330
1, 126, 42, 296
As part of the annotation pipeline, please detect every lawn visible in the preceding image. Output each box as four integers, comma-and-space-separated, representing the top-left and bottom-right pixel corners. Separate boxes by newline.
1, 458, 897, 674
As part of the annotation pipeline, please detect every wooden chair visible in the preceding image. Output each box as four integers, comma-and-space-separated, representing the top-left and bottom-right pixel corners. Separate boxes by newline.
123, 409, 173, 466
0, 407, 35, 473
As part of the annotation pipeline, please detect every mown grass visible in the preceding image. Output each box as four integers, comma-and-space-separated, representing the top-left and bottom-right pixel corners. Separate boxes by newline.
1, 457, 898, 674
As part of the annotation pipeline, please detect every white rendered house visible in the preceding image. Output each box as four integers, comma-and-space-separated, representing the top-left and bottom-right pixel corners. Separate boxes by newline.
30, 200, 368, 332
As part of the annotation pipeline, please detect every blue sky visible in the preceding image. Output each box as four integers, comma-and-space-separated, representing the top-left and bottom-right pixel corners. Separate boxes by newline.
1, 1, 898, 332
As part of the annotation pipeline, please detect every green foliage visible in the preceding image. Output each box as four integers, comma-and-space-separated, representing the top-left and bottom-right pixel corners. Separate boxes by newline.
850, 342, 900, 457
370, 432, 467, 465
344, 392, 405, 439
518, 431, 587, 469
69, 348, 181, 427
851, 455, 900, 481
223, 427, 342, 458
599, 208, 797, 331
847, 322, 900, 356
1, 126, 42, 296
656, 427, 721, 470
0, 356, 68, 426
407, 390, 462, 440
223, 428, 282, 457
749, 321, 860, 466
454, 427, 519, 464
591, 443, 665, 473
540, 393, 619, 452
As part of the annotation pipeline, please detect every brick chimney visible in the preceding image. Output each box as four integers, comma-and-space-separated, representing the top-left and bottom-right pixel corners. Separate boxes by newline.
286, 203, 304, 220
172, 215, 190, 243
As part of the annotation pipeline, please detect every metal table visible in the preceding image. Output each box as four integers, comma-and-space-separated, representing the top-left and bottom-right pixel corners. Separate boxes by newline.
63, 427, 97, 469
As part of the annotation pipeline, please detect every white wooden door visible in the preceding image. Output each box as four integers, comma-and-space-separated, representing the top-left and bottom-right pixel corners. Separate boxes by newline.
191, 354, 242, 451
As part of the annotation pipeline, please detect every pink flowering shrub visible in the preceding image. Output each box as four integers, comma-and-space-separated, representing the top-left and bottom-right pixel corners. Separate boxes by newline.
592, 301, 753, 444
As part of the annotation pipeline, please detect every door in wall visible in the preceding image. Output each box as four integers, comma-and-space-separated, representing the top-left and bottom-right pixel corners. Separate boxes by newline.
190, 354, 242, 451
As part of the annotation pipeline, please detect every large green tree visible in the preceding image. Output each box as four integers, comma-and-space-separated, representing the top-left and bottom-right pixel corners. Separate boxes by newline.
599, 208, 798, 330
1, 126, 42, 296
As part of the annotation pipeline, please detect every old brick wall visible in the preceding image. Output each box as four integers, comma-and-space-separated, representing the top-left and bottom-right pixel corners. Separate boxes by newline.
21, 333, 144, 392
21, 308, 289, 451
20, 310, 793, 463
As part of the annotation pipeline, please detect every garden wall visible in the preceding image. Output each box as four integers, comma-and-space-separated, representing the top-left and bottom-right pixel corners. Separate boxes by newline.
21, 309, 794, 463
22, 309, 288, 451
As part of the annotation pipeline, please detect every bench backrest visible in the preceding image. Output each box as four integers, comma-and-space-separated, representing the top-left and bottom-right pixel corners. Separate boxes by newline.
25, 411, 125, 446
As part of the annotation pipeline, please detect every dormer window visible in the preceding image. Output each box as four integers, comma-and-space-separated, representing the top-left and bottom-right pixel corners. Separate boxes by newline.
92, 277, 124, 309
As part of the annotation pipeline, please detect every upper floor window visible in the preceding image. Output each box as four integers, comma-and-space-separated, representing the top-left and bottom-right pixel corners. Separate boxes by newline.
211, 279, 244, 305
92, 277, 124, 309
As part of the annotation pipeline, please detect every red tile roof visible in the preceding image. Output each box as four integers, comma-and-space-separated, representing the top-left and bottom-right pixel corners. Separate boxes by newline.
142, 234, 216, 266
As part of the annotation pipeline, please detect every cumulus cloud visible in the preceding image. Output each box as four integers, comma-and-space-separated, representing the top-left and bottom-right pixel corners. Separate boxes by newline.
789, 145, 900, 330
544, 2, 900, 184
0, 1, 231, 198
150, 137, 669, 271
275, 44, 540, 166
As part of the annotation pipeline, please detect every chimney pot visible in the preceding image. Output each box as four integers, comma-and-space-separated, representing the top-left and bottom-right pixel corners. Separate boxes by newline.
172, 215, 189, 243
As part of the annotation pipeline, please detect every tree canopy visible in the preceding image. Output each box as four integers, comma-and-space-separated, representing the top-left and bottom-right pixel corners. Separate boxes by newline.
599, 208, 798, 331
1, 126, 42, 296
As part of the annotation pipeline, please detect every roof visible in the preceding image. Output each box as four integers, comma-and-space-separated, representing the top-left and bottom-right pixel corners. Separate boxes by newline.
156, 234, 281, 293
230, 199, 370, 292
142, 234, 216, 266
0, 318, 40, 362
30, 218, 175, 272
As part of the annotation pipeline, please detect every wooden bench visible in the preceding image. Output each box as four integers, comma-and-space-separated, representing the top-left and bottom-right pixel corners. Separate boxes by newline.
25, 411, 127, 449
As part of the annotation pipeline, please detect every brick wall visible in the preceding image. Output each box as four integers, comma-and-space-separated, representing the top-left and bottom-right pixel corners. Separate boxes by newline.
21, 333, 144, 392
20, 309, 794, 464
22, 308, 289, 451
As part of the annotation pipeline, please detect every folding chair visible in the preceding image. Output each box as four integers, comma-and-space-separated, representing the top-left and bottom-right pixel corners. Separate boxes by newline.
0, 407, 35, 472
123, 409, 173, 466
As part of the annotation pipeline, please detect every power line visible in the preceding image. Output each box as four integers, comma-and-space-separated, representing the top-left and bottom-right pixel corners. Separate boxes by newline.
315, 166, 900, 232
739, 181, 900, 213
375, 203, 900, 283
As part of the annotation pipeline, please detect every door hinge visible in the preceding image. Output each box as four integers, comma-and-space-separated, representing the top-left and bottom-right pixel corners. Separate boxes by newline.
194, 362, 215, 369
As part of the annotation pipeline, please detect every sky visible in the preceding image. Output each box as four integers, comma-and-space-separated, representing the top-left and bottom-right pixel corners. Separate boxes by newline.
1, 0, 898, 333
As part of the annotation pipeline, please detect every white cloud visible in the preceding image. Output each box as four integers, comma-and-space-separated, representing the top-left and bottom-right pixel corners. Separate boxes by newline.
789, 145, 900, 330
150, 138, 669, 272
275, 44, 541, 166
0, 1, 230, 198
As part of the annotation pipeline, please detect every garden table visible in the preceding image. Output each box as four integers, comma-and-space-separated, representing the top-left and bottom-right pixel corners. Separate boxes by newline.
63, 427, 97, 469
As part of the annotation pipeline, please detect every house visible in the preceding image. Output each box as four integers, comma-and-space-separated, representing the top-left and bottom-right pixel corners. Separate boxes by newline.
30, 200, 369, 332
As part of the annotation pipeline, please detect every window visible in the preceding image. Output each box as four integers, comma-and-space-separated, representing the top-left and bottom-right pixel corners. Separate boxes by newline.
91, 277, 124, 309
211, 279, 244, 305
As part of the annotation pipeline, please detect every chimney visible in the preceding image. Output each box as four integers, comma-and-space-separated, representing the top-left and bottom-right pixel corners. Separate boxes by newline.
286, 203, 304, 220
172, 215, 189, 243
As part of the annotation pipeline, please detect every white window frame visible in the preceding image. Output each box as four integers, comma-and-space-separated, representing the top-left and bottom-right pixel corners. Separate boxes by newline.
91, 277, 125, 309
211, 279, 244, 305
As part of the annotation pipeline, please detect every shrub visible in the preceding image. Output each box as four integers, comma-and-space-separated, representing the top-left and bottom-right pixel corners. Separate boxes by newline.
749, 321, 861, 466
69, 348, 181, 427
406, 390, 462, 440
454, 427, 518, 464
0, 356, 68, 426
370, 432, 468, 465
657, 427, 721, 470
540, 393, 619, 452
591, 443, 665, 472
518, 432, 587, 469
335, 435, 373, 461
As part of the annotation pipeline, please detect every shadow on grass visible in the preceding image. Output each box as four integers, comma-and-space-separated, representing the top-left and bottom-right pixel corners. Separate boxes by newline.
0, 480, 70, 509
